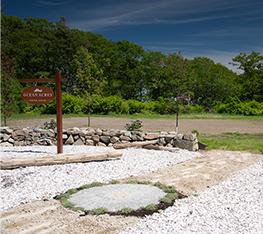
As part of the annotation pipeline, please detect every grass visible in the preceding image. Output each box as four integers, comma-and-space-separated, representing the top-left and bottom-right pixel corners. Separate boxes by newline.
56, 180, 180, 216
9, 112, 263, 121
200, 133, 263, 154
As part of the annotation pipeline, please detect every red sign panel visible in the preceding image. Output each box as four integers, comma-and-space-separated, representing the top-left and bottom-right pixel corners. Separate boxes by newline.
21, 86, 54, 104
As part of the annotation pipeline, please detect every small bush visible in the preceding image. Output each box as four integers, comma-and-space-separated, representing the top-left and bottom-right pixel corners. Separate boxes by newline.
215, 97, 263, 116
41, 94, 85, 114
125, 119, 143, 131
119, 208, 134, 215
42, 119, 56, 130
127, 100, 145, 114
91, 207, 108, 215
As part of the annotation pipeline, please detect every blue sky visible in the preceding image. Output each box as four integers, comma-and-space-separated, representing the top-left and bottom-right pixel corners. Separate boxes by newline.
3, 0, 263, 71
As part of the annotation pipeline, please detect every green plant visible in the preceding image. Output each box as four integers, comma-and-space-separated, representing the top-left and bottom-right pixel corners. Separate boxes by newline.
144, 204, 158, 212
42, 119, 56, 130
119, 208, 134, 215
91, 207, 108, 215
125, 119, 143, 131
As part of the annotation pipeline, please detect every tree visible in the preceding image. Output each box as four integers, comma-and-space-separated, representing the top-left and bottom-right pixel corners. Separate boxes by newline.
233, 51, 263, 101
188, 57, 237, 109
1, 53, 21, 126
72, 47, 105, 126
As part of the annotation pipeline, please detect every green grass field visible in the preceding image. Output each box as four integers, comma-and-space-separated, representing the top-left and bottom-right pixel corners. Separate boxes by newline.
200, 133, 263, 154
9, 112, 263, 121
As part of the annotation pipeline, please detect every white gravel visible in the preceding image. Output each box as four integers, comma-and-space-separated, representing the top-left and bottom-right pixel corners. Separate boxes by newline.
120, 160, 263, 234
0, 146, 199, 211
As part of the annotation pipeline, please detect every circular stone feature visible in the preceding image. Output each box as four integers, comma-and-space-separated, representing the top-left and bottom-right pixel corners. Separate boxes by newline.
68, 184, 166, 212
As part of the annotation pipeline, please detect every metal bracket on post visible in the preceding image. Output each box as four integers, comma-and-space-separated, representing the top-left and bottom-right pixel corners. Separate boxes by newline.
56, 71, 63, 154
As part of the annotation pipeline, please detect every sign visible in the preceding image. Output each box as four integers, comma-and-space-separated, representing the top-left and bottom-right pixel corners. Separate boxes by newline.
21, 86, 54, 104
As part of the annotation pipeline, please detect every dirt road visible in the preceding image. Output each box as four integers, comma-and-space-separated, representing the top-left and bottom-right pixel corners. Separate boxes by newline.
8, 117, 263, 134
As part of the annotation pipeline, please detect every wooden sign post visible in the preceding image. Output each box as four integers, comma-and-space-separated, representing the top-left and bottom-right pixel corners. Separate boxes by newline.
56, 72, 63, 154
20, 72, 63, 154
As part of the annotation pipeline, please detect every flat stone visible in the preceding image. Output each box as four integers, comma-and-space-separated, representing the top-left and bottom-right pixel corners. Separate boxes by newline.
92, 135, 100, 143
65, 135, 74, 145
68, 184, 166, 212
0, 142, 13, 147
100, 136, 110, 144
74, 138, 84, 145
85, 139, 94, 146
144, 134, 159, 140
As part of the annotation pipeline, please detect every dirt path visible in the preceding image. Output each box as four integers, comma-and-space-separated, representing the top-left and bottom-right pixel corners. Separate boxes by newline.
125, 150, 263, 195
1, 150, 262, 234
8, 117, 263, 134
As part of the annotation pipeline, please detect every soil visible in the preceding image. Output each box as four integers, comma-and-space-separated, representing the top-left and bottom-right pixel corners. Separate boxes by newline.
1, 150, 262, 234
8, 117, 263, 134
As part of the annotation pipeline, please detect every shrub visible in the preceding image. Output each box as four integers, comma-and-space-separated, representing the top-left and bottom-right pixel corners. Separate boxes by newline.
215, 97, 263, 116
127, 100, 145, 114
41, 94, 85, 114
125, 119, 143, 131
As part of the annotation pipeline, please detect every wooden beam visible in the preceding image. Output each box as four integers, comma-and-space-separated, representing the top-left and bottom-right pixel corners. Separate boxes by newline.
143, 144, 179, 152
0, 151, 122, 170
113, 140, 158, 149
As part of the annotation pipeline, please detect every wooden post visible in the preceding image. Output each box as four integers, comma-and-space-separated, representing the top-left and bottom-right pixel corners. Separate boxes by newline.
56, 71, 63, 154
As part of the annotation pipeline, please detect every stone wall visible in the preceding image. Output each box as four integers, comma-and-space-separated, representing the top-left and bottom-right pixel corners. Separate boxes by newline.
0, 127, 199, 151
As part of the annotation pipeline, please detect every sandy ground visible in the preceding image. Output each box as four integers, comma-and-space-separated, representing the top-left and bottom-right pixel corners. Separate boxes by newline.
8, 117, 263, 134
1, 150, 262, 234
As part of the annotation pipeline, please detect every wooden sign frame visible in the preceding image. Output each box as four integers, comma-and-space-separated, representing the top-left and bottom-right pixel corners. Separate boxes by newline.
20, 72, 63, 154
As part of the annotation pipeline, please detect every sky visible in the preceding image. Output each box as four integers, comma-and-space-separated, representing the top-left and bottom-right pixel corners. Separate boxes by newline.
2, 0, 263, 72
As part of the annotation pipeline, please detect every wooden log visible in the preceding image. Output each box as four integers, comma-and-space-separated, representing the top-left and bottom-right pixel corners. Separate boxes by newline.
0, 151, 122, 170
113, 140, 158, 149
143, 144, 179, 152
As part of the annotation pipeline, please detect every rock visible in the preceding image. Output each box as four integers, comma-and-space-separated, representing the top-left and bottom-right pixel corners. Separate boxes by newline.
183, 133, 197, 141
110, 136, 119, 144
164, 135, 176, 143
92, 135, 100, 143
130, 134, 138, 141
100, 136, 110, 145
3, 134, 10, 141
0, 142, 13, 147
144, 133, 159, 140
74, 138, 84, 145
85, 139, 94, 146
174, 139, 198, 151
65, 135, 74, 145
0, 127, 13, 134
158, 137, 166, 145
8, 138, 15, 144
176, 133, 184, 140
120, 135, 131, 141
95, 128, 103, 136
73, 135, 79, 140
66, 127, 81, 135
14, 141, 26, 146
123, 131, 132, 138
62, 134, 68, 140
12, 130, 26, 138
86, 128, 95, 136
102, 131, 110, 136
97, 142, 106, 147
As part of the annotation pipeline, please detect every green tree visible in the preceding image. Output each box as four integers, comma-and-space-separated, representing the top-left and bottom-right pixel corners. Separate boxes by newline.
188, 57, 237, 109
72, 46, 104, 96
233, 51, 263, 101
1, 53, 21, 125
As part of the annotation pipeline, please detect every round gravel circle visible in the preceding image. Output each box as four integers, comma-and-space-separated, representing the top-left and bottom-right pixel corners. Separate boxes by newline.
68, 183, 166, 212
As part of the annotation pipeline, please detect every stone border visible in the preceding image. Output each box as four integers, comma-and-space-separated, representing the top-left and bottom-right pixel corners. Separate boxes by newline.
55, 180, 185, 217
0, 127, 198, 151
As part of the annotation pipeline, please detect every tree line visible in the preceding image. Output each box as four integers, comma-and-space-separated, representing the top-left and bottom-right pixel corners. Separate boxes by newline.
1, 14, 263, 123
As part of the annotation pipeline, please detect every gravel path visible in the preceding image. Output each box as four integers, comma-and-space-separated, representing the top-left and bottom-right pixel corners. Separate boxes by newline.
0, 146, 199, 211
120, 160, 263, 234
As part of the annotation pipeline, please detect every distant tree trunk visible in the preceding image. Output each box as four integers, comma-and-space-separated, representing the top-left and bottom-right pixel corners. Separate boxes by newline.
175, 111, 179, 133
